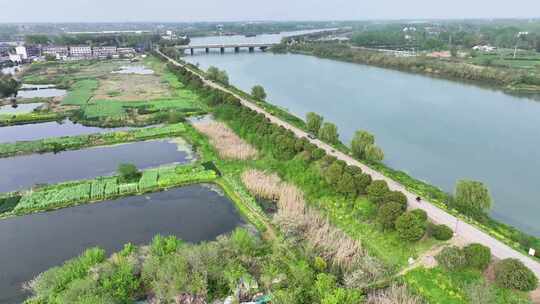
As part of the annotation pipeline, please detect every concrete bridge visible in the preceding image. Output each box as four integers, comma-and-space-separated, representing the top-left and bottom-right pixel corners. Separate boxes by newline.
177, 43, 277, 55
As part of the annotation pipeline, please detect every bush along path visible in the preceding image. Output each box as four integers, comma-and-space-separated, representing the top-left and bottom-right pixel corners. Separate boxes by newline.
155, 48, 540, 279
0, 123, 187, 158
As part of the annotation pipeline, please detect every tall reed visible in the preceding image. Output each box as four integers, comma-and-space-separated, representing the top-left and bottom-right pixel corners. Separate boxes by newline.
193, 120, 258, 160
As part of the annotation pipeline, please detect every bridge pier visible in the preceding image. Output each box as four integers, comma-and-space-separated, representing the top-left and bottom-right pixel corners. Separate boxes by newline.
205, 48, 209, 53
260, 46, 268, 52
249, 47, 254, 53
220, 47, 225, 54
190, 48, 194, 55
234, 47, 240, 53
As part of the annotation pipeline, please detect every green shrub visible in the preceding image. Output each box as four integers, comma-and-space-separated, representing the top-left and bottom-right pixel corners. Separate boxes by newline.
366, 180, 389, 205
395, 211, 427, 242
463, 243, 491, 270
383, 190, 408, 210
435, 246, 467, 271
410, 209, 428, 222
429, 223, 454, 241
377, 202, 405, 230
117, 163, 141, 183
494, 258, 538, 291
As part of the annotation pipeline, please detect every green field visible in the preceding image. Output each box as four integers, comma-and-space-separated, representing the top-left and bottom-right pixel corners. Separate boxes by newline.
61, 79, 99, 105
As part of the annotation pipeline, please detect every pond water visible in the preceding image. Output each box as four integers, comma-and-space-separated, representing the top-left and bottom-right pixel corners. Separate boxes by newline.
0, 103, 43, 114
0, 185, 245, 303
17, 84, 66, 99
112, 65, 154, 75
0, 138, 193, 193
186, 52, 540, 236
0, 119, 131, 144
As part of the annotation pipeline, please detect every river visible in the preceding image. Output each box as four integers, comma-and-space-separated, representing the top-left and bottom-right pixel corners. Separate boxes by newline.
185, 51, 540, 237
0, 138, 193, 193
0, 185, 244, 303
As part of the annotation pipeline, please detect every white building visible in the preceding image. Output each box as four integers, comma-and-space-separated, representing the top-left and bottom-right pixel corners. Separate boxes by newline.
43, 46, 69, 59
472, 45, 497, 52
117, 47, 136, 58
93, 46, 117, 58
15, 45, 27, 60
69, 45, 92, 58
9, 53, 22, 63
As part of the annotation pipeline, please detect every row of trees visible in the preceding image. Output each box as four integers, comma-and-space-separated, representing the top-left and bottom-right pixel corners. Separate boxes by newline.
162, 53, 492, 247
306, 111, 384, 162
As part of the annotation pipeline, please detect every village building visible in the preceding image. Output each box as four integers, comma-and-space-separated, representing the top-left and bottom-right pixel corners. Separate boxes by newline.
69, 45, 92, 58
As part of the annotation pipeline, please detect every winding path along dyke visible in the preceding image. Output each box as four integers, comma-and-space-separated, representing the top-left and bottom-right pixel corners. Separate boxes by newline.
157, 49, 540, 277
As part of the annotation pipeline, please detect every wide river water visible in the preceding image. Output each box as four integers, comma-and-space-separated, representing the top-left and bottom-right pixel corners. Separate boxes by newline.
0, 185, 244, 303
186, 51, 540, 236
0, 139, 193, 193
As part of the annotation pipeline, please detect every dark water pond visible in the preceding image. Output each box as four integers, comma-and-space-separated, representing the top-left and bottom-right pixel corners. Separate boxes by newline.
0, 185, 245, 303
0, 120, 131, 144
0, 139, 193, 193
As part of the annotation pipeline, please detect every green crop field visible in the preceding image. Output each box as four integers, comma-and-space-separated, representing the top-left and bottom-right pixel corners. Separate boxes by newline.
61, 79, 99, 105
1, 164, 217, 216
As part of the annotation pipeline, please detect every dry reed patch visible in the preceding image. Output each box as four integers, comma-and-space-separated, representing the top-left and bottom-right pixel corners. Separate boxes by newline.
241, 169, 282, 200
367, 284, 424, 304
193, 121, 258, 160
241, 169, 387, 285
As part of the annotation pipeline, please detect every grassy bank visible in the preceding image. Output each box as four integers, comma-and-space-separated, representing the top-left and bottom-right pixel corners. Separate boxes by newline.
0, 112, 65, 126
283, 42, 540, 94
0, 123, 186, 158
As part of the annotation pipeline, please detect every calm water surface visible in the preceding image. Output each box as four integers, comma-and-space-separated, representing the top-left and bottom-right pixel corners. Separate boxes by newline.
0, 119, 131, 144
0, 139, 193, 193
186, 52, 540, 236
0, 185, 244, 303
0, 103, 43, 114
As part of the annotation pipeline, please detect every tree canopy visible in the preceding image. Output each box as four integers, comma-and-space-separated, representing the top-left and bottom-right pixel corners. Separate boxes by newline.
306, 112, 323, 135
251, 85, 267, 100
318, 122, 339, 145
454, 180, 492, 217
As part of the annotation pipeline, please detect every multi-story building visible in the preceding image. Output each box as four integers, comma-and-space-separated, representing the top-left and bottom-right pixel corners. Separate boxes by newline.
117, 47, 136, 58
42, 46, 69, 59
92, 46, 117, 58
69, 45, 92, 58
15, 45, 27, 60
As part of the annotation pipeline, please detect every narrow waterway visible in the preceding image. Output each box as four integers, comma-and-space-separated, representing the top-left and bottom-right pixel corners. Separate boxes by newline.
186, 52, 540, 236
0, 119, 131, 144
0, 138, 193, 193
0, 185, 245, 303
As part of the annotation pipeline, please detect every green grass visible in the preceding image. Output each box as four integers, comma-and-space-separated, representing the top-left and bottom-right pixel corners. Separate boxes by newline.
62, 79, 99, 105
404, 267, 531, 304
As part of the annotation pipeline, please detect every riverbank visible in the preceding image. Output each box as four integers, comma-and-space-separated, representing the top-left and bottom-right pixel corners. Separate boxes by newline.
282, 42, 540, 95
182, 50, 540, 260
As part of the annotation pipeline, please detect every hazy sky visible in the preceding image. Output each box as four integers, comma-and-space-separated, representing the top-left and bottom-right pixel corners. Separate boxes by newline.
1, 0, 539, 22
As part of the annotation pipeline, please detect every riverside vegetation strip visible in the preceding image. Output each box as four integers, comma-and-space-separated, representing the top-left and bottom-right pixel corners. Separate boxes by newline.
156, 49, 535, 302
